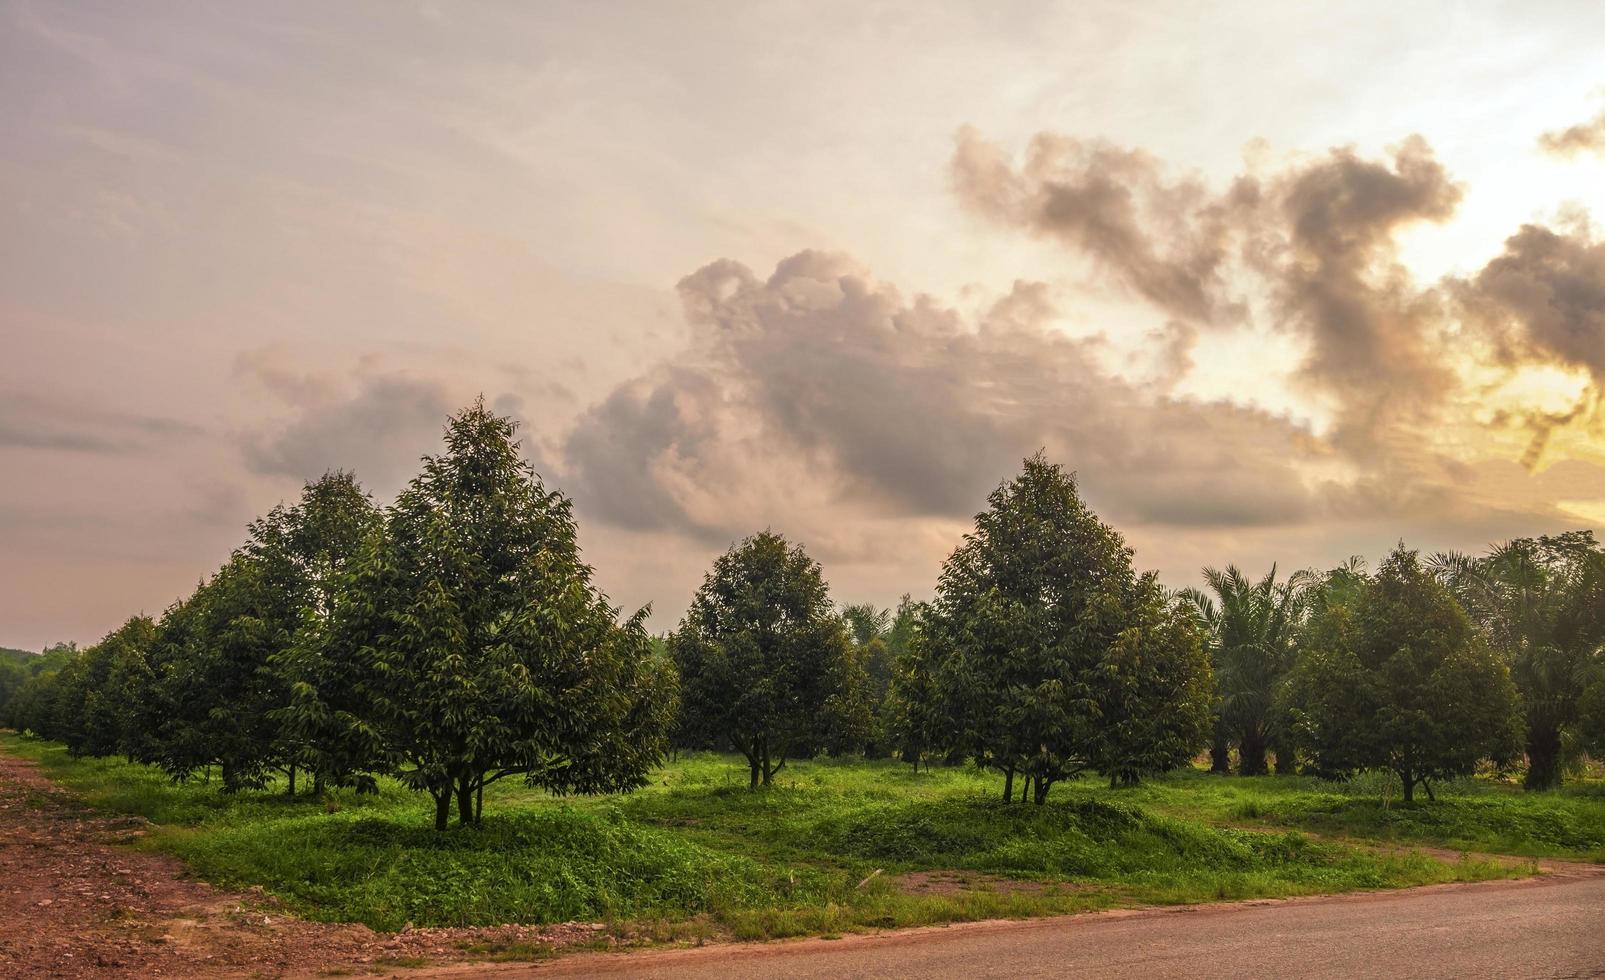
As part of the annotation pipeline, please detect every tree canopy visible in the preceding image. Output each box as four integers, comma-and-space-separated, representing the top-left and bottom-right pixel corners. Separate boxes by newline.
1432, 533, 1605, 789
1182, 565, 1307, 775
1, 405, 675, 830
316, 402, 676, 829
1286, 547, 1524, 801
1, 426, 1589, 813
670, 531, 853, 788
925, 454, 1212, 803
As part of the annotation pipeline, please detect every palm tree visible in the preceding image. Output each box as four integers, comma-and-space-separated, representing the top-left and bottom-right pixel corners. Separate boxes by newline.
1182, 565, 1309, 775
1431, 533, 1605, 790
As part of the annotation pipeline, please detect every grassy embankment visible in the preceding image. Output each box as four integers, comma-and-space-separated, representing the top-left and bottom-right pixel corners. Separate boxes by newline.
5, 734, 1599, 943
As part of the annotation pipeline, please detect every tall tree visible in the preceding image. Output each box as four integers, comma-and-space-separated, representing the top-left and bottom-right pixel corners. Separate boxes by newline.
882, 603, 942, 771
71, 617, 159, 759
99, 623, 159, 763
1181, 565, 1307, 775
255, 472, 382, 793
329, 401, 675, 829
927, 455, 1212, 804
821, 645, 874, 756
838, 601, 900, 756
841, 604, 892, 647
1432, 533, 1605, 789
139, 475, 378, 794
671, 531, 852, 788
1090, 578, 1216, 787
151, 557, 294, 791
1285, 547, 1524, 801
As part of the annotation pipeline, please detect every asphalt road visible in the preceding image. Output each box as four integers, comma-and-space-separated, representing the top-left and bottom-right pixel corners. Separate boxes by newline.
452, 871, 1605, 980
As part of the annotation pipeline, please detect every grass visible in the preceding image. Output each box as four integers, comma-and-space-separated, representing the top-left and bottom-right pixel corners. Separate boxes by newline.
4, 735, 1588, 941
1086, 768, 1605, 861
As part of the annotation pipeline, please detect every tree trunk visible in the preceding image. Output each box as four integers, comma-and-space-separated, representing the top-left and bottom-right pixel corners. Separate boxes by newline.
1269, 737, 1293, 775
760, 741, 771, 787
287, 764, 296, 797
1239, 729, 1269, 776
765, 749, 787, 784
736, 736, 761, 790
313, 772, 325, 796
1033, 778, 1051, 805
1524, 724, 1563, 791
433, 791, 450, 832
476, 778, 484, 824
456, 775, 475, 826
1398, 767, 1414, 803
1002, 766, 1014, 803
1209, 731, 1231, 774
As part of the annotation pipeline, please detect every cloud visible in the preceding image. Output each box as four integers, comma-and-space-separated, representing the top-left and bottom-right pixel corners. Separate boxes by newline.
955, 130, 1464, 451
557, 130, 1603, 566
946, 126, 1605, 528
0, 393, 201, 454
558, 249, 1342, 552
1452, 221, 1605, 469
240, 368, 455, 494
1539, 107, 1605, 157
1462, 223, 1605, 380
952, 127, 1250, 325
1261, 136, 1463, 447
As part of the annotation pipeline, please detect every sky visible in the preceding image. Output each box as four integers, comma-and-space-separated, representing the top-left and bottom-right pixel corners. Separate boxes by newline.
3, 0, 1605, 650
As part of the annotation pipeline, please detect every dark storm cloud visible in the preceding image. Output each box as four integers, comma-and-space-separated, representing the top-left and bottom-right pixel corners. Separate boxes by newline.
559, 249, 1331, 540
1539, 107, 1605, 157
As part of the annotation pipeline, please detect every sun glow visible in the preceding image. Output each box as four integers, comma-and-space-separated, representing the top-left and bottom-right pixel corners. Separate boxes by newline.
1491, 364, 1594, 418
1558, 499, 1605, 528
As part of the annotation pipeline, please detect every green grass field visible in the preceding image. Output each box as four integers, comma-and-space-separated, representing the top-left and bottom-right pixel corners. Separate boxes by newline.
6, 735, 1598, 941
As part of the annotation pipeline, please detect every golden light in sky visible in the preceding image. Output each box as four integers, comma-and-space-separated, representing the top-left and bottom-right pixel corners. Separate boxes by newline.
1560, 499, 1605, 527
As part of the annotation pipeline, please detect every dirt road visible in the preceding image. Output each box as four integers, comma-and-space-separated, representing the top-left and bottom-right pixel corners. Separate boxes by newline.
442, 870, 1605, 979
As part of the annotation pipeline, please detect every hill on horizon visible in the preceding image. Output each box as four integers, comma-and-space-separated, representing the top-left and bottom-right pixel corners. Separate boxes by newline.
1, 647, 36, 665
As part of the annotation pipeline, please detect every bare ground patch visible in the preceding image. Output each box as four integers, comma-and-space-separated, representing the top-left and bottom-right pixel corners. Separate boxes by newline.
893, 870, 1097, 897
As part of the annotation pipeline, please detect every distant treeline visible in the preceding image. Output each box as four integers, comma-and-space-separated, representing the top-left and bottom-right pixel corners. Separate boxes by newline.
0, 644, 77, 713
4, 403, 1604, 828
